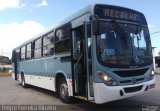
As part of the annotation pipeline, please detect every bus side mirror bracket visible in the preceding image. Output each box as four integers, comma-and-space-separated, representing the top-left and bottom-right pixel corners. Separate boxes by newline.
91, 17, 100, 35
136, 24, 142, 34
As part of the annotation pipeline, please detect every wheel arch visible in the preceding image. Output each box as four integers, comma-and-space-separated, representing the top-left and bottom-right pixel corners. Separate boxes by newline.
54, 71, 67, 93
20, 70, 25, 81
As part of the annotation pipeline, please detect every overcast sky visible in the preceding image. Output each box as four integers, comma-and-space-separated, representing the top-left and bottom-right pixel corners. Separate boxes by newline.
0, 0, 160, 58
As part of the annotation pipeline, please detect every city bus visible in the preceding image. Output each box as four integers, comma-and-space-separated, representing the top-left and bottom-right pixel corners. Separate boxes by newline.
12, 4, 155, 104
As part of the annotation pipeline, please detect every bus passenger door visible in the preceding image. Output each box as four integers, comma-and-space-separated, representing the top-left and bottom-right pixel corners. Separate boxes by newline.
71, 22, 93, 101
72, 26, 85, 96
84, 22, 94, 100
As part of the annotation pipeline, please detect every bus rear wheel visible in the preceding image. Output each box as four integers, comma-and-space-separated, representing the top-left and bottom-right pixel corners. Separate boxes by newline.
58, 78, 73, 103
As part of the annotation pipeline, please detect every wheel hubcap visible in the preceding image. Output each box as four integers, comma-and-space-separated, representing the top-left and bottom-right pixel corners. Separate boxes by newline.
60, 83, 68, 99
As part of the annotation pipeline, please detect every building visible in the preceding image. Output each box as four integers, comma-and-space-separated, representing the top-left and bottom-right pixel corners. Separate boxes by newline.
0, 55, 11, 72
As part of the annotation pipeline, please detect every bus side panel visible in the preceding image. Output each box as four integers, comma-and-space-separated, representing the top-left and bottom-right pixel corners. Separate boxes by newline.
51, 54, 72, 95
25, 75, 55, 91
18, 54, 72, 94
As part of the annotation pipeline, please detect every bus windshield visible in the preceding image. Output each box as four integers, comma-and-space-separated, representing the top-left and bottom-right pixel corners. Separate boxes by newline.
97, 21, 152, 67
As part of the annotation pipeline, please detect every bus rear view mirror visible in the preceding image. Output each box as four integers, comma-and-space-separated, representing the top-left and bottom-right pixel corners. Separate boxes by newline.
136, 24, 142, 34
92, 19, 100, 35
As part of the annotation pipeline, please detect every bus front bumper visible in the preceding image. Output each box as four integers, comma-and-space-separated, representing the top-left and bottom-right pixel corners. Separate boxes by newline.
93, 76, 155, 104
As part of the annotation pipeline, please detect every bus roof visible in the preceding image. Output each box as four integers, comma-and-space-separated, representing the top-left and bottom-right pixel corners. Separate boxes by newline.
13, 3, 144, 50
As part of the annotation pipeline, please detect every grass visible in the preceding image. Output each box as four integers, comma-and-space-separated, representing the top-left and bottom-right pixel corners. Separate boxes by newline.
0, 72, 11, 77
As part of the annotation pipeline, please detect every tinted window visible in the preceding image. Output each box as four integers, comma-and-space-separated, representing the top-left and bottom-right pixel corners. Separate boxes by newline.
26, 43, 32, 60
34, 38, 41, 59
55, 24, 70, 41
55, 39, 70, 54
21, 46, 25, 61
55, 23, 71, 54
43, 32, 54, 57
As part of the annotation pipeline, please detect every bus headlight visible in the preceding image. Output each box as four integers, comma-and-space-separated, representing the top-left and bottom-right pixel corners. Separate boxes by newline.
103, 75, 108, 81
147, 69, 155, 80
150, 70, 155, 79
97, 71, 118, 86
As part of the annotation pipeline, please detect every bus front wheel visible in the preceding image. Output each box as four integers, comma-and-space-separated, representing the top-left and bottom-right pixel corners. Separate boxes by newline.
21, 74, 27, 88
58, 78, 73, 103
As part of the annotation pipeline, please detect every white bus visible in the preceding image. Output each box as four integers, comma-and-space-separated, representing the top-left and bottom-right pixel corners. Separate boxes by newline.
12, 4, 155, 104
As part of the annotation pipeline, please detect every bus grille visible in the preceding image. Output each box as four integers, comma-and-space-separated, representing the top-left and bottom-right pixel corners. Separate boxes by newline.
114, 68, 149, 77
124, 85, 143, 93
120, 78, 144, 84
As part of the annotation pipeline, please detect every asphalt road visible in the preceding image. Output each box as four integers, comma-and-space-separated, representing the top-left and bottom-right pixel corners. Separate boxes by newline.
0, 75, 160, 111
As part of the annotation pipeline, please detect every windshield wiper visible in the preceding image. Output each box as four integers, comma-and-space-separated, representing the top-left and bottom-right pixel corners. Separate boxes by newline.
136, 35, 141, 50
111, 20, 128, 48
136, 25, 142, 50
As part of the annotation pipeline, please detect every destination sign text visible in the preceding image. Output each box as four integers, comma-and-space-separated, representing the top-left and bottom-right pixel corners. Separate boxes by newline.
104, 9, 138, 21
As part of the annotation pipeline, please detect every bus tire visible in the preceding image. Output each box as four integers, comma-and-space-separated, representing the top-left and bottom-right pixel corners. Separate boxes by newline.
21, 74, 28, 88
58, 78, 73, 104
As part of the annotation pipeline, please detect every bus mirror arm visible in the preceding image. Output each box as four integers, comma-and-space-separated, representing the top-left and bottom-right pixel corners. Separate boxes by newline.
91, 17, 100, 35
136, 24, 142, 34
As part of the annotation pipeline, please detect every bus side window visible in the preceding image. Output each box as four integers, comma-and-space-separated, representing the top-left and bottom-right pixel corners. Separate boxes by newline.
55, 24, 71, 54
26, 43, 32, 60
34, 38, 42, 59
42, 31, 55, 57
20, 46, 25, 61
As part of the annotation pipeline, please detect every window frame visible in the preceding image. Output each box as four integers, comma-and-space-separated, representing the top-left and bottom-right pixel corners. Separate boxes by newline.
20, 45, 26, 61
26, 43, 32, 60
33, 38, 42, 59
54, 23, 71, 54
42, 31, 55, 57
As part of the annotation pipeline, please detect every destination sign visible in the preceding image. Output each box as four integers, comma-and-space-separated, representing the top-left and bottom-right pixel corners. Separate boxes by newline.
94, 4, 147, 25
104, 9, 138, 21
